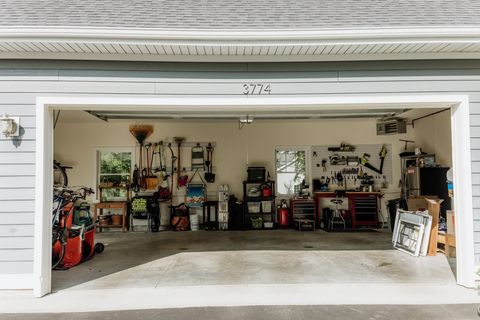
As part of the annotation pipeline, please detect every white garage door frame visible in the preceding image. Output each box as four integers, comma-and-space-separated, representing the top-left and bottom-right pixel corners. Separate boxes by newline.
34, 94, 475, 297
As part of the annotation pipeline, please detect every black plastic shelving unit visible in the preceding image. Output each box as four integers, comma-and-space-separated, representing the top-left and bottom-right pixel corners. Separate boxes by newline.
243, 180, 276, 230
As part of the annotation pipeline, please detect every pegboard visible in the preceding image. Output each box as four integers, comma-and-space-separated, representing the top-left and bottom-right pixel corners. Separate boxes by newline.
311, 144, 393, 186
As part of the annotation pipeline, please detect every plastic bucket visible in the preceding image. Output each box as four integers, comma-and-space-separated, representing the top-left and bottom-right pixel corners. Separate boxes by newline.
190, 213, 200, 231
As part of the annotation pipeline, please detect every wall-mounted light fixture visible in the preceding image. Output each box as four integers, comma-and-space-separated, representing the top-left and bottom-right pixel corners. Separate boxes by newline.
0, 114, 20, 137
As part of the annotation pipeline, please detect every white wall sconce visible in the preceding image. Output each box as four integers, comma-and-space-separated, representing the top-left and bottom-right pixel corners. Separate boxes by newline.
0, 114, 20, 137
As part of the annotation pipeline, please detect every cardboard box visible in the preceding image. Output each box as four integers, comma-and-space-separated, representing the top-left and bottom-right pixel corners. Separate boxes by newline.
447, 210, 455, 235
407, 196, 439, 211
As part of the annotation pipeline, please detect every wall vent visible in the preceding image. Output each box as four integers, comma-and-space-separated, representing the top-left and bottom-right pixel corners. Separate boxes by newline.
376, 119, 407, 135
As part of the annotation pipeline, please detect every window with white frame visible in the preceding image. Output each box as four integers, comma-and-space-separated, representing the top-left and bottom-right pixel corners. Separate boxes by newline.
97, 149, 133, 202
275, 148, 308, 196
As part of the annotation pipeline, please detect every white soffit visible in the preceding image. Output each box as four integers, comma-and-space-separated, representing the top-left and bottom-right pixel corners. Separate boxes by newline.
0, 27, 480, 62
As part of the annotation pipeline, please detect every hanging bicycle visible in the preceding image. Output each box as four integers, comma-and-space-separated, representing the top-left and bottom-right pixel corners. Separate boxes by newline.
53, 160, 72, 186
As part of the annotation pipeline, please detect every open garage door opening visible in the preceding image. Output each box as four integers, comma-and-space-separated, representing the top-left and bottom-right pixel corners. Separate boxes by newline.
44, 101, 464, 295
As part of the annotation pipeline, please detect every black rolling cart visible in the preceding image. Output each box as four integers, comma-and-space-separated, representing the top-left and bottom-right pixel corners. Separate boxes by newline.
243, 180, 276, 230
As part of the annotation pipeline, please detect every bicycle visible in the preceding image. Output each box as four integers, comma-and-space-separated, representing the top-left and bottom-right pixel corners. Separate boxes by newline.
51, 186, 97, 269
53, 160, 72, 186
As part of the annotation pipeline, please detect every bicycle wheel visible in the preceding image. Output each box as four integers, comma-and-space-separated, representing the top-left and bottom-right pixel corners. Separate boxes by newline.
52, 231, 66, 269
53, 161, 68, 186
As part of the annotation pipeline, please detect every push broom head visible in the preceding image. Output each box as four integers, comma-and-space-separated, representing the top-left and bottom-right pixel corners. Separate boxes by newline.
129, 125, 154, 144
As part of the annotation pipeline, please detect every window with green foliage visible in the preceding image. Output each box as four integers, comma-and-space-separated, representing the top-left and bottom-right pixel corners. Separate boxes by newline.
97, 150, 133, 201
275, 148, 308, 195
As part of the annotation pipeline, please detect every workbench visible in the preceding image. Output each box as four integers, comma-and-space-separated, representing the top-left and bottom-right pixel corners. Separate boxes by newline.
314, 191, 383, 229
94, 202, 128, 232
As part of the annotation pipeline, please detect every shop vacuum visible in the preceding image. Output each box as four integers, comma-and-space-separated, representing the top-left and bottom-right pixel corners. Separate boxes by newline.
147, 192, 160, 232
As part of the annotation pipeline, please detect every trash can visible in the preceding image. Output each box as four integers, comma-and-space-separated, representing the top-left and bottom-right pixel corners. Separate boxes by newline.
387, 199, 400, 232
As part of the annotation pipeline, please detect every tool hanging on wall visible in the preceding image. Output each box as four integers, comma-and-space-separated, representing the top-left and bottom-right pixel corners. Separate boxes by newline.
174, 137, 185, 189
168, 142, 177, 194
360, 153, 381, 174
327, 142, 356, 152
359, 145, 388, 175
329, 154, 347, 166
129, 125, 153, 191
347, 156, 359, 166
321, 159, 327, 171
131, 165, 140, 193
204, 142, 216, 183
336, 172, 344, 187
378, 144, 388, 174
154, 141, 168, 179
144, 143, 158, 190
191, 143, 205, 170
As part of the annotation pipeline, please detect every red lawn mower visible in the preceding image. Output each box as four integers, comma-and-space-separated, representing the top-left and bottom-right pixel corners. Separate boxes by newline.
52, 187, 104, 269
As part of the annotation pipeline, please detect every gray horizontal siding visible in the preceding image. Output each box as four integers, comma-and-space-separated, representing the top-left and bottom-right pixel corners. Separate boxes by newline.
2, 59, 480, 272
0, 105, 36, 116
0, 249, 34, 262
0, 164, 35, 176
0, 236, 34, 249
0, 176, 35, 188
0, 140, 35, 152
0, 152, 35, 164
0, 261, 33, 274
0, 225, 34, 237
0, 212, 34, 225
0, 200, 35, 212
0, 188, 34, 200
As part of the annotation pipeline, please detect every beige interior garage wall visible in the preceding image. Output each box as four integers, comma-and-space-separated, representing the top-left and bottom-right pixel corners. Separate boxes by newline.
54, 114, 416, 210
410, 110, 453, 168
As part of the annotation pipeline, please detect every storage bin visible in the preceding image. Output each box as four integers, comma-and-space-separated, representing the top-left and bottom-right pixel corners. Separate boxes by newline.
251, 217, 263, 229
247, 167, 266, 182
264, 221, 274, 229
261, 201, 272, 213
294, 218, 315, 231
247, 185, 261, 197
247, 202, 261, 213
145, 177, 159, 190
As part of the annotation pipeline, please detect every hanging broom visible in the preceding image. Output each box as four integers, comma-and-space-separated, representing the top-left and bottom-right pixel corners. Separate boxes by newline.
129, 125, 154, 190
129, 125, 154, 145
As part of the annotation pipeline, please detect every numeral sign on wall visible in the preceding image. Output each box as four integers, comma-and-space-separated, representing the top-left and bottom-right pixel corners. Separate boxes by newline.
242, 83, 272, 95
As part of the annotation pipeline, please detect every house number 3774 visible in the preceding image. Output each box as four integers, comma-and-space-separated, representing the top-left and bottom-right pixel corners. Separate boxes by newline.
242, 83, 272, 95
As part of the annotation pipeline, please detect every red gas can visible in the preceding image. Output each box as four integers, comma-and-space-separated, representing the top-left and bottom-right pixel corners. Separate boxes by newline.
261, 184, 272, 198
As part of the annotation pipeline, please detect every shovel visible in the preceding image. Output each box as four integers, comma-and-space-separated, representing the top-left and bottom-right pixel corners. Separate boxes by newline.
174, 137, 186, 189
204, 143, 215, 183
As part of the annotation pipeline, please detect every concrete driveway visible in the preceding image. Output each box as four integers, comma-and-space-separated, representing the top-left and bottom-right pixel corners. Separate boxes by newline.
2, 305, 479, 320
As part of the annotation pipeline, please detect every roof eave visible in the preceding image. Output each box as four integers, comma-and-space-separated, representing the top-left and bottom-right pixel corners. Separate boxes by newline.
0, 26, 479, 62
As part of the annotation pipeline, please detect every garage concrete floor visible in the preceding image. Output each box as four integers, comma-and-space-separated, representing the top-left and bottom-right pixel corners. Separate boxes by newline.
52, 229, 456, 291
1, 230, 473, 314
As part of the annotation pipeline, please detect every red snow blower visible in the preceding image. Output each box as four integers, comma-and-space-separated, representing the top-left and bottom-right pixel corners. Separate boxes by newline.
52, 187, 104, 269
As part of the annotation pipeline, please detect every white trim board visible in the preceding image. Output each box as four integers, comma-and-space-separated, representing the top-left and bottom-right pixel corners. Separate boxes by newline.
34, 94, 475, 297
